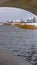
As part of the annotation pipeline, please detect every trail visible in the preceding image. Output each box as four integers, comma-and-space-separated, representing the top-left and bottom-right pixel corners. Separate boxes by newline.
0, 45, 31, 65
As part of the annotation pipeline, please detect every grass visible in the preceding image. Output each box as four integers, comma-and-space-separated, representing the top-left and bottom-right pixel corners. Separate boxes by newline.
15, 24, 37, 29
0, 0, 37, 15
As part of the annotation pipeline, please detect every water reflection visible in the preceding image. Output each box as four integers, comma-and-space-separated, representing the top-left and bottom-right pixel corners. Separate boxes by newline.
0, 7, 37, 22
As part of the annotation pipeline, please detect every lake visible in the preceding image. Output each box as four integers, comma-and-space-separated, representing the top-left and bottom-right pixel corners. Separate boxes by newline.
0, 25, 37, 65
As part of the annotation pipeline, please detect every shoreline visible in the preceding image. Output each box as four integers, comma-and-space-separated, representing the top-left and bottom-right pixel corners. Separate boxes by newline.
15, 23, 37, 29
0, 23, 37, 29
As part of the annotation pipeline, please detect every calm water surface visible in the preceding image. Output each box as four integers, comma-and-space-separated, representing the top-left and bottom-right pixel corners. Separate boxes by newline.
0, 25, 37, 65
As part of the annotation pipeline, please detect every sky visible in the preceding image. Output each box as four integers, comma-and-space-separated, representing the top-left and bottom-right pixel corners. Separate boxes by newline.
0, 7, 37, 22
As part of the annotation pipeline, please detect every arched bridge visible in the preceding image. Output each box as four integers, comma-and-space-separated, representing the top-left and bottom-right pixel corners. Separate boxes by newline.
0, 0, 37, 15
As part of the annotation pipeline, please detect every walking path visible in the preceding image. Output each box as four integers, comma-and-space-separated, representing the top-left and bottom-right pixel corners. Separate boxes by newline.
0, 45, 32, 65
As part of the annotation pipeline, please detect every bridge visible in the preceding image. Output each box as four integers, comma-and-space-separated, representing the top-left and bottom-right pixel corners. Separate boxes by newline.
0, 0, 37, 15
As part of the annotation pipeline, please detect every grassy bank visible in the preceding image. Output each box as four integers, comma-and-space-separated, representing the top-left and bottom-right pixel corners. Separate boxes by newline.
0, 0, 37, 15
15, 24, 37, 29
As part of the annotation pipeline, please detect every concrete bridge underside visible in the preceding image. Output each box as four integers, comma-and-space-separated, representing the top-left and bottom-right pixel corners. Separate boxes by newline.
0, 0, 37, 15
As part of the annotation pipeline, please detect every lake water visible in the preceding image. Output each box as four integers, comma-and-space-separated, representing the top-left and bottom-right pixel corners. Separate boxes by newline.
0, 25, 37, 65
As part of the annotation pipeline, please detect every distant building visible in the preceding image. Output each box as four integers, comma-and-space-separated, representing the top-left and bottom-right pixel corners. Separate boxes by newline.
27, 19, 32, 23
32, 17, 36, 23
26, 17, 36, 23
13, 19, 23, 23
27, 19, 30, 23
16, 19, 22, 23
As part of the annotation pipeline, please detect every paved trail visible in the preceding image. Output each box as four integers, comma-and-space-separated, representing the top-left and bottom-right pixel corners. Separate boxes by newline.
0, 45, 31, 65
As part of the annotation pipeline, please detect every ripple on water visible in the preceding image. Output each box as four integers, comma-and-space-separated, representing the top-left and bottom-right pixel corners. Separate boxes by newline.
0, 25, 37, 65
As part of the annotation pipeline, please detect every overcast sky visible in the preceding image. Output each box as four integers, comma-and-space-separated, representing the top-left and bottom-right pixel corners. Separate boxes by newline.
0, 7, 37, 22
